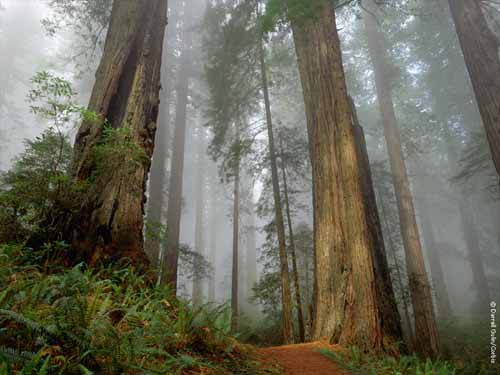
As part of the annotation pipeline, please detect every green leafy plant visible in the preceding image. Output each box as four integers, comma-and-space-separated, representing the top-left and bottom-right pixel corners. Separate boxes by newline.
93, 126, 148, 177
0, 245, 270, 374
319, 347, 458, 375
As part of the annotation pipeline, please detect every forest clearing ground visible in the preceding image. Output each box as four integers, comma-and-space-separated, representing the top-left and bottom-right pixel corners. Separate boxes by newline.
257, 341, 353, 375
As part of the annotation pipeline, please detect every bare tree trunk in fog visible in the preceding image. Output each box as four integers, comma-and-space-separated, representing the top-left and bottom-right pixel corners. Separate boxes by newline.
192, 128, 206, 308
145, 47, 172, 269
460, 207, 491, 310
448, 0, 500, 177
231, 126, 241, 332
162, 23, 193, 289
245, 189, 258, 314
70, 0, 168, 267
444, 132, 492, 310
377, 188, 415, 351
238, 188, 247, 312
279, 137, 305, 343
290, 2, 402, 352
420, 0, 492, 317
208, 167, 218, 303
363, 4, 440, 357
258, 31, 294, 345
416, 195, 452, 321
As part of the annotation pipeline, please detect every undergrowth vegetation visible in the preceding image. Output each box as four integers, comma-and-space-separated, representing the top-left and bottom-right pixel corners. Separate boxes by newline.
0, 244, 275, 375
319, 328, 500, 375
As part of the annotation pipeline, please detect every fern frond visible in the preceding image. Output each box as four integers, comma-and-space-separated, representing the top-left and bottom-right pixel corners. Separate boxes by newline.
0, 309, 57, 342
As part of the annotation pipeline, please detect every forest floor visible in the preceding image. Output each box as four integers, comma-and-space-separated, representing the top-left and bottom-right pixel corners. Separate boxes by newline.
257, 341, 352, 375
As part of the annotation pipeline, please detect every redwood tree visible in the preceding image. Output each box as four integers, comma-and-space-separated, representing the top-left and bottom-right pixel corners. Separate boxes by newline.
162, 3, 197, 288
71, 0, 168, 267
258, 23, 294, 344
447, 0, 500, 177
283, 0, 403, 352
362, 2, 440, 356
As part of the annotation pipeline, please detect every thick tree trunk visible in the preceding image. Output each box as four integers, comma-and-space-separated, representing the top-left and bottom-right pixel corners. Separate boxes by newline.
363, 4, 440, 357
161, 16, 193, 288
448, 0, 500, 177
258, 33, 294, 345
290, 2, 402, 352
71, 0, 168, 268
350, 99, 403, 347
192, 128, 206, 308
280, 137, 305, 343
231, 129, 241, 332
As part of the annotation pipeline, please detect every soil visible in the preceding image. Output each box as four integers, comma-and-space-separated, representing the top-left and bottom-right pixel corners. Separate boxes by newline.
257, 341, 352, 375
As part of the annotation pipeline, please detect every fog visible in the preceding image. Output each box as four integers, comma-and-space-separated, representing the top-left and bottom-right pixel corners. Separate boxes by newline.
1, 0, 499, 357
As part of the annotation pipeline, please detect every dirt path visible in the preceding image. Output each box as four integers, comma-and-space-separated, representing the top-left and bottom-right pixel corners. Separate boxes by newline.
257, 341, 352, 375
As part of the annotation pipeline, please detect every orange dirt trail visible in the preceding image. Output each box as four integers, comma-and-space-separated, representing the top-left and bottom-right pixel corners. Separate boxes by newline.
257, 341, 352, 375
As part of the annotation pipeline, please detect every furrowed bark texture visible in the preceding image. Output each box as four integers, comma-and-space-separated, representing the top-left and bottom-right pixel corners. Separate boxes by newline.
71, 0, 168, 267
363, 4, 439, 357
448, 0, 500, 177
290, 2, 402, 352
351, 100, 403, 348
258, 33, 294, 345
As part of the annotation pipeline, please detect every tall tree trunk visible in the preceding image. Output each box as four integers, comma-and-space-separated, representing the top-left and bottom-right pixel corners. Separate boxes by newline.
208, 165, 218, 303
417, 195, 452, 321
448, 0, 500, 177
290, 2, 402, 352
279, 137, 305, 343
145, 44, 172, 269
246, 188, 258, 315
71, 0, 168, 267
460, 205, 491, 311
161, 11, 194, 288
363, 4, 439, 357
376, 188, 415, 351
258, 31, 294, 345
420, 0, 491, 315
442, 127, 492, 312
350, 98, 403, 346
192, 128, 206, 308
231, 127, 241, 332
303, 243, 312, 335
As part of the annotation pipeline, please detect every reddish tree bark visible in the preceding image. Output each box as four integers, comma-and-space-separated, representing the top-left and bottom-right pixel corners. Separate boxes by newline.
448, 0, 500, 177
71, 0, 168, 268
290, 2, 402, 352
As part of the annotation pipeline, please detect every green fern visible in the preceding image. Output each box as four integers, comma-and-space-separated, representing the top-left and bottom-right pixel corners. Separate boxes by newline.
0, 309, 57, 343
